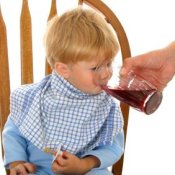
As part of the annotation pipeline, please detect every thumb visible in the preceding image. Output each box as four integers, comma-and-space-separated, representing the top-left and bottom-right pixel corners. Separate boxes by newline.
120, 56, 138, 75
62, 151, 70, 159
120, 59, 133, 76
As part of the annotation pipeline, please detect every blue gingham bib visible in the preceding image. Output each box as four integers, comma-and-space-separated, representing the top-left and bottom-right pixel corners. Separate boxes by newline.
10, 71, 123, 155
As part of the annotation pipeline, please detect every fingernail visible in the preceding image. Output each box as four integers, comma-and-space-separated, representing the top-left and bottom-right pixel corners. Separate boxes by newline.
62, 152, 67, 159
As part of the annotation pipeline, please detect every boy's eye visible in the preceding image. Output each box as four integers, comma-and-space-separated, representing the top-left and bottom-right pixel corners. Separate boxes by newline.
90, 60, 112, 72
90, 67, 98, 71
107, 62, 112, 67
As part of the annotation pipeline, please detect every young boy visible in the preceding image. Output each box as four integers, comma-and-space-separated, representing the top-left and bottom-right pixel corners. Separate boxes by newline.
3, 7, 124, 175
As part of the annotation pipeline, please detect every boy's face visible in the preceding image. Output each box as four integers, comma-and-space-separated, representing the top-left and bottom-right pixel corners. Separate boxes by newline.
65, 58, 113, 94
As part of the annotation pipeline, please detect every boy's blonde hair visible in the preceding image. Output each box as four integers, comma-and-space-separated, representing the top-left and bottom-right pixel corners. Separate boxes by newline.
44, 7, 119, 68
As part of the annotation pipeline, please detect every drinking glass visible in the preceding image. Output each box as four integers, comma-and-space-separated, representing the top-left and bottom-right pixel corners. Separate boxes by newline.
96, 67, 163, 115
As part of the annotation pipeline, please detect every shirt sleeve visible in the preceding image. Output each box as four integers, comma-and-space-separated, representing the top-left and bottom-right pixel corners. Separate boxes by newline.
2, 117, 28, 168
81, 130, 124, 169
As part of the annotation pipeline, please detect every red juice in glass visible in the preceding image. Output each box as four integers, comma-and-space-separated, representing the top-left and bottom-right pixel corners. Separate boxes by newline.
102, 86, 163, 115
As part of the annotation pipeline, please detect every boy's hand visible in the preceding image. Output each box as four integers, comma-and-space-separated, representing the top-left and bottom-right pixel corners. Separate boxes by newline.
52, 151, 100, 175
9, 161, 36, 175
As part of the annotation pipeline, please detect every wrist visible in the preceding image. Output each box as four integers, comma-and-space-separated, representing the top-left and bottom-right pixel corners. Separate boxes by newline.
82, 156, 100, 172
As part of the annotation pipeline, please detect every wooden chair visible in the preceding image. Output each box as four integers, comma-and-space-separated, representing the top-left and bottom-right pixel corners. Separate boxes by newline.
0, 0, 131, 174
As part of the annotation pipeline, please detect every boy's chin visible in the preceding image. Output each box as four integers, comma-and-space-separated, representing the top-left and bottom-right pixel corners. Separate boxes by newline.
92, 87, 104, 94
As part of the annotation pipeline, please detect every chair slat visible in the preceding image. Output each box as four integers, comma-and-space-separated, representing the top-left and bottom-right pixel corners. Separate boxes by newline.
0, 9, 11, 175
20, 0, 33, 84
45, 0, 57, 75
0, 7, 10, 133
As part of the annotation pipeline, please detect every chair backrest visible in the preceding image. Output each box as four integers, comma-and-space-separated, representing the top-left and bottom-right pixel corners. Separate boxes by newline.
0, 0, 131, 175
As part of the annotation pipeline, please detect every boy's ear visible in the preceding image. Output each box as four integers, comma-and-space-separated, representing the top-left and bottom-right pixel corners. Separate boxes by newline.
55, 62, 71, 78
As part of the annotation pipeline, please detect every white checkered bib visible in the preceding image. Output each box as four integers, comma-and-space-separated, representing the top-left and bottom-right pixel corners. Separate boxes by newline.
10, 71, 123, 155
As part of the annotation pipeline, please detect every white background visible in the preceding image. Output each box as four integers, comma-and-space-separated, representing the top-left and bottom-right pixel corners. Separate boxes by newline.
0, 0, 175, 175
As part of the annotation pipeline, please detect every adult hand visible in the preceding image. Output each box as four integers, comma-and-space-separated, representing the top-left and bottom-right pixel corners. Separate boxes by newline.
120, 42, 175, 91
